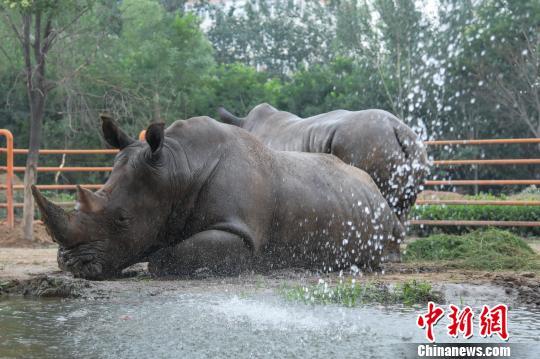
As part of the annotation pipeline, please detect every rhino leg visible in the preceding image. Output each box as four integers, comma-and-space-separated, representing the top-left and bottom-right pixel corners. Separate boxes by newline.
148, 230, 252, 277
382, 217, 406, 263
382, 240, 402, 263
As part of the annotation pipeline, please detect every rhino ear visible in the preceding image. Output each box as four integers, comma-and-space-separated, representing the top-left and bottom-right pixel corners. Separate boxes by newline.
101, 114, 135, 150
145, 122, 165, 154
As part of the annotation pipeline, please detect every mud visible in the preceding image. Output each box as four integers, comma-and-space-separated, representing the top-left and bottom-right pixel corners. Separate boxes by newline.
493, 272, 540, 306
0, 275, 90, 298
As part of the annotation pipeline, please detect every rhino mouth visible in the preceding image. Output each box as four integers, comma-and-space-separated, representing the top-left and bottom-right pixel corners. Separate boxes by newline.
57, 241, 117, 280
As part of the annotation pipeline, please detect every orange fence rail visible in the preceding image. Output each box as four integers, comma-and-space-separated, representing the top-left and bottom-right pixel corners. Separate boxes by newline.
0, 129, 146, 228
0, 166, 113, 172
1, 131, 539, 228
415, 137, 540, 228
0, 130, 14, 227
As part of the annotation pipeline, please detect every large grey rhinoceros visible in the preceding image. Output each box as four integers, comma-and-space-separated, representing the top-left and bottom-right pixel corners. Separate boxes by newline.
32, 115, 404, 280
218, 103, 430, 222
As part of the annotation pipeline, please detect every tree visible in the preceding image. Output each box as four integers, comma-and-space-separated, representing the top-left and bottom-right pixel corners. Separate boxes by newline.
207, 0, 334, 78
464, 0, 540, 138
427, 0, 540, 191
87, 0, 215, 127
1, 0, 94, 240
205, 63, 281, 116
332, 0, 438, 134
279, 57, 386, 116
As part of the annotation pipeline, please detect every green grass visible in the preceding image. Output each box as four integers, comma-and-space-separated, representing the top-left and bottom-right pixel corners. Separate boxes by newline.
42, 191, 76, 203
404, 229, 540, 271
281, 279, 443, 307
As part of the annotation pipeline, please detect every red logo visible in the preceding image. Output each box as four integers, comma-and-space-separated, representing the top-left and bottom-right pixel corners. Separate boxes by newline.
447, 304, 474, 339
417, 302, 445, 342
479, 304, 509, 341
417, 303, 509, 342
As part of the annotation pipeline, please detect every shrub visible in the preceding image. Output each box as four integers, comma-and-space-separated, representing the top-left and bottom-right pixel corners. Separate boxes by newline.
410, 204, 540, 236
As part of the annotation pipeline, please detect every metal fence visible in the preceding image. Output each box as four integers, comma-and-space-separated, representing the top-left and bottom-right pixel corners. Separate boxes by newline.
1, 130, 539, 228
410, 138, 540, 228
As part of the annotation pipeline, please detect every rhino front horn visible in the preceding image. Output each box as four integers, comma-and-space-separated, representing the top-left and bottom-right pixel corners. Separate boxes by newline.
32, 185, 74, 247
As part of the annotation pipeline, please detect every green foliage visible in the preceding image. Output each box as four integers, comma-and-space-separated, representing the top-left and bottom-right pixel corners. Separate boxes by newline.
282, 279, 443, 307
207, 0, 335, 77
411, 204, 540, 236
205, 63, 281, 117
404, 229, 540, 271
278, 57, 387, 117
91, 0, 215, 123
413, 204, 540, 222
1, 0, 539, 201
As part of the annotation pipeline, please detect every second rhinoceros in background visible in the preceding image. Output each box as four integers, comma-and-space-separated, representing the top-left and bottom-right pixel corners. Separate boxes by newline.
218, 103, 430, 223
33, 115, 404, 280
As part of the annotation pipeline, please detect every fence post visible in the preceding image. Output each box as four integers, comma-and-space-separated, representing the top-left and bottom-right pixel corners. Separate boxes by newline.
0, 129, 14, 228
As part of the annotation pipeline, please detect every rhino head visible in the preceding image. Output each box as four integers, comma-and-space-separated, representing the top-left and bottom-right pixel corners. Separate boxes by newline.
33, 115, 176, 280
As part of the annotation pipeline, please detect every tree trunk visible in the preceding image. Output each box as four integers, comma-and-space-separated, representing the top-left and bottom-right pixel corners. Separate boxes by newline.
21, 11, 48, 241
153, 91, 161, 122
22, 92, 45, 241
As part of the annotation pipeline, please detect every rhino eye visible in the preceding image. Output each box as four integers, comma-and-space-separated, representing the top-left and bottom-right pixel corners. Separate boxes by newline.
116, 212, 131, 225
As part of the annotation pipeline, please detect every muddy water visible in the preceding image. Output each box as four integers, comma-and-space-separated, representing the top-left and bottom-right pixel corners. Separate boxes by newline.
1, 287, 539, 359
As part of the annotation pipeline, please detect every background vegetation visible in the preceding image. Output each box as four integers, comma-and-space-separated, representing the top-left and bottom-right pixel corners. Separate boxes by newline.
0, 0, 539, 199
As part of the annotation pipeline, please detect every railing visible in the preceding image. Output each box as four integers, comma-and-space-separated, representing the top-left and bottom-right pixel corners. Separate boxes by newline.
415, 137, 540, 228
0, 130, 14, 227
1, 131, 539, 228
1, 129, 146, 228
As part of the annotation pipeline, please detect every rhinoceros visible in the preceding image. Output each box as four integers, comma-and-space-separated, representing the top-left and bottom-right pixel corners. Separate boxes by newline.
218, 103, 430, 223
32, 115, 404, 280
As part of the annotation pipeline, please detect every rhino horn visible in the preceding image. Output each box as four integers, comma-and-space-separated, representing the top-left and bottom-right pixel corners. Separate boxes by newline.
32, 185, 75, 247
76, 185, 105, 213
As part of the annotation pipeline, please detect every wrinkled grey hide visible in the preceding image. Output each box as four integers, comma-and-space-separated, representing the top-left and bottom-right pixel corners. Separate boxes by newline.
218, 103, 430, 223
33, 116, 404, 279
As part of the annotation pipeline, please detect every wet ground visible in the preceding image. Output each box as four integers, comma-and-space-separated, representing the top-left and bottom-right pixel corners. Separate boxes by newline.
1, 246, 539, 358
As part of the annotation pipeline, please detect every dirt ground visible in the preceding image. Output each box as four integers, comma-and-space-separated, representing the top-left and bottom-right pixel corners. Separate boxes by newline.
0, 222, 54, 247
